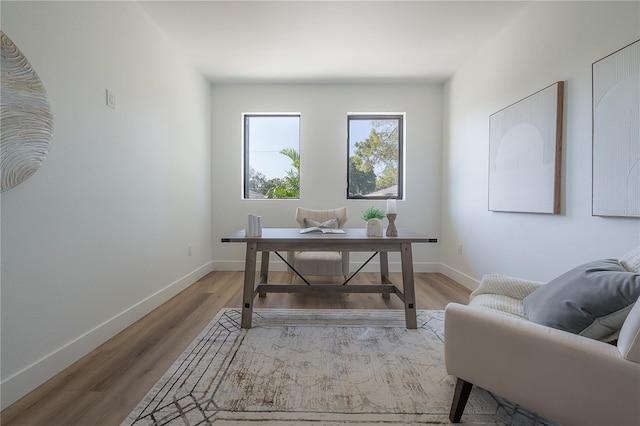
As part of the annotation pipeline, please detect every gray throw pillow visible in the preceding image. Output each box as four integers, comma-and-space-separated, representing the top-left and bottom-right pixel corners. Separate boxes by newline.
303, 218, 339, 229
522, 259, 640, 341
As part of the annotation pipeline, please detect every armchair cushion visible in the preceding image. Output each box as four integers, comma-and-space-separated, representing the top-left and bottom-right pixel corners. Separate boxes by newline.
523, 259, 640, 342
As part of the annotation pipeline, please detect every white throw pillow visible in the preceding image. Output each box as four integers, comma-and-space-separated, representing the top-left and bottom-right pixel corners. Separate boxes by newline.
620, 246, 640, 273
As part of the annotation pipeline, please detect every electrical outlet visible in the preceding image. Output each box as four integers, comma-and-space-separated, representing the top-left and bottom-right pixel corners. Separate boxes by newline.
106, 89, 116, 109
457, 243, 463, 255
188, 244, 192, 256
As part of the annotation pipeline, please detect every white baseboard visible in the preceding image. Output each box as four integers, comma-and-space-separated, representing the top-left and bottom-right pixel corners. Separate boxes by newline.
212, 260, 441, 273
437, 263, 480, 291
0, 261, 214, 410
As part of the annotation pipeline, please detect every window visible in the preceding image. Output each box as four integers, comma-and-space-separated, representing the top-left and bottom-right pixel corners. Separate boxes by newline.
243, 114, 300, 199
347, 114, 404, 199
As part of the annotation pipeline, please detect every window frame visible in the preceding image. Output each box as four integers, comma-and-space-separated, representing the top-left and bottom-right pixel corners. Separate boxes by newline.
242, 113, 301, 200
346, 114, 404, 200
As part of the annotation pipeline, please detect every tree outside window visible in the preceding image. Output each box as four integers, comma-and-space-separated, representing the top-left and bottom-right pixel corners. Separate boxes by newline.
347, 115, 404, 199
244, 114, 300, 199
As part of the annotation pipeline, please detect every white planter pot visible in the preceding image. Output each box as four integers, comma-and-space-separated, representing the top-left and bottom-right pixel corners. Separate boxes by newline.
365, 218, 383, 237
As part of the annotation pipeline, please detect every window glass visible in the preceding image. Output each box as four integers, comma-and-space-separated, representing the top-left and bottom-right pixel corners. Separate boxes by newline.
244, 114, 300, 199
347, 115, 403, 199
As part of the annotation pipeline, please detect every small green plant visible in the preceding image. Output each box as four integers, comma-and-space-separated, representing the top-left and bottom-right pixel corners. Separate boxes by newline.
361, 206, 386, 221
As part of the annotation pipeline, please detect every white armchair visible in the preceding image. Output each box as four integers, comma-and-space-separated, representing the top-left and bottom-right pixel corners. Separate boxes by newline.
445, 273, 640, 425
287, 207, 349, 281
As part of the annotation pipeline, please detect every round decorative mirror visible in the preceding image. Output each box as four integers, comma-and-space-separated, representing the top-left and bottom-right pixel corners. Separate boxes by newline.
1, 31, 54, 192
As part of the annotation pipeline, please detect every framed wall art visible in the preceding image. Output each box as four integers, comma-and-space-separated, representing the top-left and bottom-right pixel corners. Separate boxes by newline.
488, 81, 564, 214
592, 40, 639, 218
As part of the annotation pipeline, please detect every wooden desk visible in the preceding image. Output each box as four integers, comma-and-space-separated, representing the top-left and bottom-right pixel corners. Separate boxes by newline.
221, 228, 434, 329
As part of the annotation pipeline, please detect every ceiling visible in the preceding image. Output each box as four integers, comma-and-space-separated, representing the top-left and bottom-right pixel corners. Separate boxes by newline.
138, 1, 530, 84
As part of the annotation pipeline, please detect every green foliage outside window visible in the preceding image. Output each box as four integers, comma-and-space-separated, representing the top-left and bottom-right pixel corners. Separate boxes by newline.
244, 114, 300, 199
265, 148, 300, 198
348, 116, 403, 199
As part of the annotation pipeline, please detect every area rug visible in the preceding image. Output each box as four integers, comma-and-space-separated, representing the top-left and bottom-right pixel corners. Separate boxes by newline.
123, 309, 556, 425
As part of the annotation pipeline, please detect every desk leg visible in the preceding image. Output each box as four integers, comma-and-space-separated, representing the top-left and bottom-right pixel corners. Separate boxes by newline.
379, 251, 391, 299
400, 243, 417, 329
241, 242, 258, 329
258, 251, 269, 298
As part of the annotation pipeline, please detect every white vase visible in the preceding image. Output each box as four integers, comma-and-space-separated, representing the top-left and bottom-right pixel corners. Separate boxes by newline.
366, 218, 383, 237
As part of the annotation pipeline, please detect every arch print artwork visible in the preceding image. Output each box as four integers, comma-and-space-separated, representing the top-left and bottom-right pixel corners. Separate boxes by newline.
592, 40, 639, 218
1, 30, 54, 192
488, 81, 564, 214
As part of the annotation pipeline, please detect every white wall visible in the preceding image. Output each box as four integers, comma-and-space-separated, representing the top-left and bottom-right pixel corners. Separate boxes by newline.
0, 2, 213, 408
441, 1, 640, 289
4, 0, 638, 411
210, 84, 443, 272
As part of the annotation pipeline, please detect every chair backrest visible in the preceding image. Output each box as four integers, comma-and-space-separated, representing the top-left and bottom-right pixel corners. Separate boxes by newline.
295, 207, 348, 229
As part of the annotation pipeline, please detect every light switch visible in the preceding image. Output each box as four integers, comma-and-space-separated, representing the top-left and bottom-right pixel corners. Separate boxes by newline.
106, 89, 116, 109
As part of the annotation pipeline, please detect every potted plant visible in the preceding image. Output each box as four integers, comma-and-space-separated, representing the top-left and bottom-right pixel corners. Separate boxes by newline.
361, 207, 386, 237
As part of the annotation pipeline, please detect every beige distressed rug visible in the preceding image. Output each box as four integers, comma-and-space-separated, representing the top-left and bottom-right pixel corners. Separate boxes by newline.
123, 309, 556, 425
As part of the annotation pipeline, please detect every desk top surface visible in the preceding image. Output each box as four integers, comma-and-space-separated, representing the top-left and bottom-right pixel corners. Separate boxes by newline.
221, 228, 435, 244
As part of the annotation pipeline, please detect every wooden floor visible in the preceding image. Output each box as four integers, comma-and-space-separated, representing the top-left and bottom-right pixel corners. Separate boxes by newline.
1, 271, 470, 426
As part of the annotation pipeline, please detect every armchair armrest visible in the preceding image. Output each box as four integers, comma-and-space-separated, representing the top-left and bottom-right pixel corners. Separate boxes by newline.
444, 303, 640, 426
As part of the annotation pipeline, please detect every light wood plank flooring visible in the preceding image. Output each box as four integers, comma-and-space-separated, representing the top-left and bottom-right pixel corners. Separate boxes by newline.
1, 271, 470, 426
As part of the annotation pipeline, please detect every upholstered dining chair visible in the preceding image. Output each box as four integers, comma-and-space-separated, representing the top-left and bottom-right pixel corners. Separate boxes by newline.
287, 207, 349, 282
